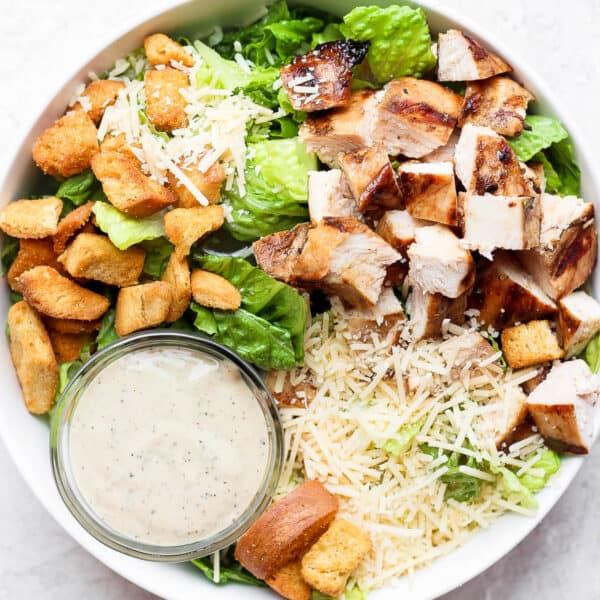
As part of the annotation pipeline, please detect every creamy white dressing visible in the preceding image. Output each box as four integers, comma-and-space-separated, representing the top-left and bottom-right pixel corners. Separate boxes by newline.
69, 347, 269, 546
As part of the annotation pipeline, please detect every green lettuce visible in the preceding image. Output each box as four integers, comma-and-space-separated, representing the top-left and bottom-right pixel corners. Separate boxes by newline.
194, 40, 248, 90
532, 151, 562, 192
340, 5, 436, 84
519, 450, 560, 492
96, 308, 119, 350
312, 23, 344, 47
545, 138, 581, 196
92, 203, 165, 250
382, 421, 421, 456
1, 235, 18, 274
508, 115, 568, 162
56, 170, 103, 206
191, 545, 265, 587
142, 238, 174, 278
585, 333, 600, 373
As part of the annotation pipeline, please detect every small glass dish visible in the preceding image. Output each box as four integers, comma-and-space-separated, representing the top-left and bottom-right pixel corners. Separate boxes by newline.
50, 330, 284, 562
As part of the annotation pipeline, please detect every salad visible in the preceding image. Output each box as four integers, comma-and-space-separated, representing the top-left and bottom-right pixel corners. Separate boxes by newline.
2, 2, 600, 598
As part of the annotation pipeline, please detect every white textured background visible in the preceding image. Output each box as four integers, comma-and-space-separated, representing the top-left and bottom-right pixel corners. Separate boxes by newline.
1, 1, 599, 599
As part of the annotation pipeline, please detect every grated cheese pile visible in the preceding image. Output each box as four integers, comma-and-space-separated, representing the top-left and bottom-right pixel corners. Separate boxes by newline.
273, 303, 547, 591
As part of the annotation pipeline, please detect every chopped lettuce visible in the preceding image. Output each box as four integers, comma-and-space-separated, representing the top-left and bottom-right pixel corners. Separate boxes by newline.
545, 137, 581, 196
1, 234, 18, 274
142, 238, 174, 278
508, 115, 568, 162
340, 5, 436, 84
191, 545, 265, 587
194, 40, 248, 90
56, 170, 103, 206
92, 202, 165, 250
532, 151, 562, 192
519, 450, 560, 492
311, 23, 344, 47
493, 465, 537, 509
382, 421, 421, 456
584, 332, 600, 373
96, 308, 119, 350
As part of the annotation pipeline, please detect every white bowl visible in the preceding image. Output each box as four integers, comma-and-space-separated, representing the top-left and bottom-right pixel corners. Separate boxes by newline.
1, 1, 598, 599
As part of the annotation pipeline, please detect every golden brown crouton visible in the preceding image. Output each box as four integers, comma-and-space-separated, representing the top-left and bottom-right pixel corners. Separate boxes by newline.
58, 232, 145, 287
7, 238, 63, 292
265, 561, 311, 600
44, 316, 101, 334
144, 33, 194, 67
145, 68, 189, 132
32, 111, 99, 178
0, 197, 62, 239
166, 158, 226, 207
501, 320, 564, 369
301, 519, 371, 598
115, 281, 172, 336
235, 480, 339, 579
190, 269, 241, 310
91, 151, 176, 217
49, 330, 93, 362
164, 206, 224, 258
72, 80, 125, 124
161, 252, 191, 322
99, 133, 141, 164
7, 301, 58, 414
19, 266, 110, 320
53, 201, 95, 254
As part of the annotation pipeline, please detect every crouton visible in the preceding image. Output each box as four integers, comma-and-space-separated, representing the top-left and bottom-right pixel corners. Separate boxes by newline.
32, 111, 99, 178
190, 269, 241, 310
0, 197, 62, 239
558, 291, 600, 358
58, 232, 145, 287
161, 253, 191, 322
375, 210, 427, 257
144, 33, 194, 67
501, 320, 564, 369
49, 330, 93, 363
439, 332, 496, 379
7, 238, 63, 292
265, 372, 316, 408
44, 316, 101, 334
18, 266, 110, 320
437, 29, 512, 81
7, 301, 58, 414
235, 480, 339, 579
115, 281, 172, 336
301, 519, 371, 598
398, 161, 457, 226
166, 157, 225, 207
307, 170, 359, 224
459, 76, 534, 137
52, 201, 95, 254
91, 151, 176, 217
164, 205, 224, 258
265, 561, 311, 600
99, 133, 141, 163
72, 80, 125, 124
144, 68, 189, 131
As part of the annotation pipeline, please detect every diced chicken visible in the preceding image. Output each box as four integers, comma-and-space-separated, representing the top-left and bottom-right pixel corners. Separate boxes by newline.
398, 161, 457, 226
292, 217, 401, 307
461, 194, 540, 257
439, 332, 495, 379
527, 359, 600, 454
437, 29, 512, 81
407, 225, 475, 298
519, 193, 597, 299
454, 124, 535, 196
500, 320, 564, 369
338, 144, 401, 211
522, 364, 551, 395
307, 170, 359, 224
375, 210, 427, 257
558, 291, 600, 358
459, 76, 533, 137
468, 252, 557, 329
523, 162, 546, 195
420, 129, 459, 163
478, 386, 529, 449
265, 371, 316, 408
280, 40, 369, 112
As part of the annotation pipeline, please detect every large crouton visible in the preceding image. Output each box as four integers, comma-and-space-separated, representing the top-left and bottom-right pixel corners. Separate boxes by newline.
161, 253, 191, 322
144, 68, 189, 131
265, 561, 311, 600
166, 157, 225, 207
7, 238, 63, 292
19, 266, 110, 320
44, 316, 101, 334
52, 201, 95, 254
439, 332, 496, 379
375, 210, 427, 256
91, 151, 176, 217
307, 170, 359, 224
8, 301, 58, 414
501, 320, 564, 369
164, 205, 224, 258
49, 330, 93, 363
115, 281, 172, 336
190, 269, 241, 310
0, 197, 62, 239
99, 133, 141, 163
144, 33, 194, 67
301, 519, 371, 598
32, 111, 99, 178
72, 80, 125, 124
558, 292, 600, 358
235, 480, 339, 579
58, 232, 145, 287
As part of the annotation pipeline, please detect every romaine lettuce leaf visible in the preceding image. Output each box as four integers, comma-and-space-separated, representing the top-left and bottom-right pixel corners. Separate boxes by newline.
382, 421, 421, 455
96, 308, 119, 350
311, 23, 343, 47
142, 238, 174, 278
1, 234, 18, 274
545, 137, 581, 196
494, 465, 537, 509
191, 545, 265, 587
508, 115, 568, 162
519, 449, 560, 492
584, 333, 600, 373
56, 170, 102, 206
532, 151, 562, 193
194, 41, 248, 90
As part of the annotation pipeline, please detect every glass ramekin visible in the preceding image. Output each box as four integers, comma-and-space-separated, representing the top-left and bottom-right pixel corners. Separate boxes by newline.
50, 330, 284, 562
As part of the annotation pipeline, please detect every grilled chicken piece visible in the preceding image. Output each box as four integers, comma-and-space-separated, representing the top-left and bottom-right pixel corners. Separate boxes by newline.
468, 252, 557, 329
339, 144, 401, 211
421, 129, 460, 164
292, 217, 401, 307
455, 124, 535, 196
557, 291, 600, 358
367, 78, 463, 158
523, 162, 546, 195
280, 40, 369, 112
437, 29, 512, 81
479, 386, 529, 449
408, 225, 475, 298
459, 76, 534, 137
519, 193, 597, 300
307, 170, 359, 224
299, 90, 376, 167
527, 359, 600, 454
375, 210, 427, 257
461, 194, 540, 258
522, 364, 552, 395
500, 320, 564, 369
439, 331, 496, 379
406, 285, 466, 341
253, 223, 311, 284
398, 161, 457, 226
